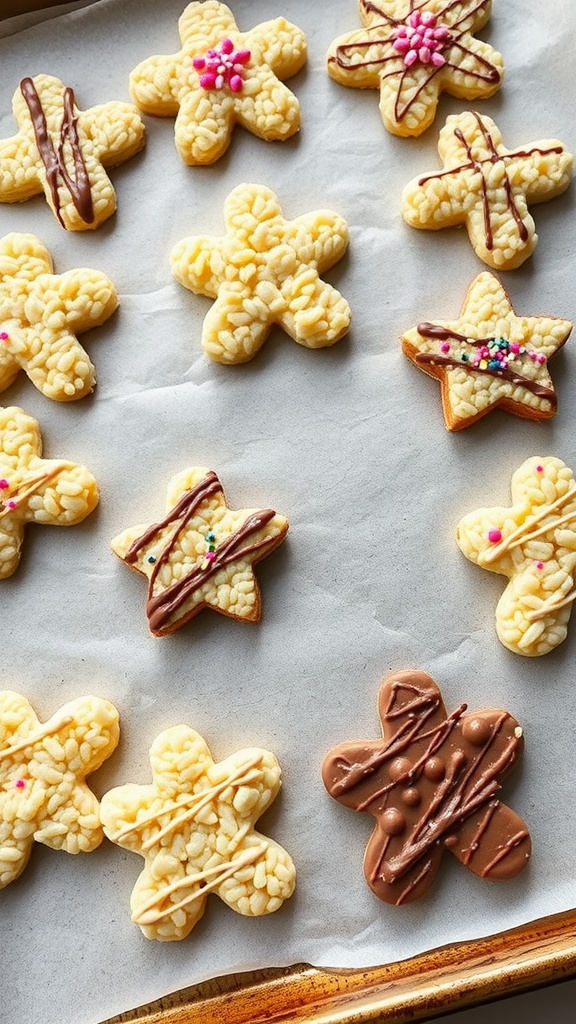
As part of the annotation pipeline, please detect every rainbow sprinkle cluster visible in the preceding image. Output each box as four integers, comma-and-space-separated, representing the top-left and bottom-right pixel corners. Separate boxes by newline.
393, 11, 450, 68
205, 530, 216, 562
193, 38, 251, 93
439, 336, 547, 371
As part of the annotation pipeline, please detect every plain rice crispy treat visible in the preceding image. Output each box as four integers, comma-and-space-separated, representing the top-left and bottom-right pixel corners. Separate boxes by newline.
0, 74, 145, 230
100, 725, 296, 941
129, 0, 307, 165
170, 182, 351, 363
402, 271, 572, 430
401, 111, 573, 269
0, 690, 119, 887
111, 466, 288, 636
0, 232, 118, 401
327, 0, 503, 138
457, 456, 576, 656
0, 405, 99, 579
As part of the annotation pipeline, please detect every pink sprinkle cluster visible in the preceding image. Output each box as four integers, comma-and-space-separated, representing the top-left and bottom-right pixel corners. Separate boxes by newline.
393, 11, 450, 68
193, 38, 251, 93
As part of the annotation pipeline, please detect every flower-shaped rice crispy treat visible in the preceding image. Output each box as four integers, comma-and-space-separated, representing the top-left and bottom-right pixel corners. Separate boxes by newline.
322, 670, 530, 905
402, 272, 572, 430
129, 0, 307, 165
171, 183, 351, 363
0, 690, 119, 887
0, 406, 99, 579
401, 111, 573, 270
0, 75, 145, 230
111, 467, 288, 636
457, 457, 576, 656
327, 0, 503, 138
101, 725, 296, 941
0, 233, 118, 402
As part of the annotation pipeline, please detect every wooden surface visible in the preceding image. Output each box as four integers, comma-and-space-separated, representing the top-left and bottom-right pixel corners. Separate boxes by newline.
99, 906, 576, 1023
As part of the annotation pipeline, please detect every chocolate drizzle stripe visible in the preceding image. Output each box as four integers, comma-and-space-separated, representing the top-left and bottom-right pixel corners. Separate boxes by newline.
146, 507, 277, 633
124, 471, 221, 564
480, 828, 530, 876
20, 78, 95, 227
414, 352, 557, 405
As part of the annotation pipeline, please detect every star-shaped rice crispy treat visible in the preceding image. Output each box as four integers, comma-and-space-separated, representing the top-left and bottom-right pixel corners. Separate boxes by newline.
111, 467, 289, 636
0, 690, 119, 887
327, 0, 503, 137
401, 111, 573, 269
101, 724, 296, 941
322, 670, 530, 905
0, 406, 99, 579
402, 272, 572, 430
457, 456, 576, 656
129, 0, 307, 165
170, 182, 351, 363
0, 74, 145, 230
0, 233, 118, 402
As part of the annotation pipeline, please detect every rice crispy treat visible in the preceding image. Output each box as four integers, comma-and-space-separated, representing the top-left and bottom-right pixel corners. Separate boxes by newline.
402, 272, 572, 430
100, 725, 296, 941
327, 0, 503, 138
170, 182, 351, 363
0, 406, 99, 579
457, 457, 576, 656
0, 233, 118, 402
322, 670, 530, 905
401, 111, 573, 269
0, 690, 119, 887
129, 0, 307, 165
0, 74, 145, 231
111, 467, 288, 636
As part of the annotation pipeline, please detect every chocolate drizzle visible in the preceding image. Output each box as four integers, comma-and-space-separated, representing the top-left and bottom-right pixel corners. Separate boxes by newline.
322, 671, 530, 904
20, 77, 94, 228
413, 321, 557, 405
418, 112, 564, 250
331, 0, 500, 124
124, 471, 278, 634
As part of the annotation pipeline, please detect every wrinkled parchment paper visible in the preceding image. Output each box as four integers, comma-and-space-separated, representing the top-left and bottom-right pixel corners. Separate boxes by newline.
0, 1, 575, 1022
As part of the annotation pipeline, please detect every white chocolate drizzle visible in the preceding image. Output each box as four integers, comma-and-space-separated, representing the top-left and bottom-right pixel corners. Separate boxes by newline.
0, 463, 68, 519
0, 713, 74, 761
482, 484, 576, 565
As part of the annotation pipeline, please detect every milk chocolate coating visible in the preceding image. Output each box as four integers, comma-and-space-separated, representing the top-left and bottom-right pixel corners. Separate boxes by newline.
322, 670, 530, 905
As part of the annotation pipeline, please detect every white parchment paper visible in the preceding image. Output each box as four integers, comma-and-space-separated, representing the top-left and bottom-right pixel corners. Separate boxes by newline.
0, 2, 575, 1022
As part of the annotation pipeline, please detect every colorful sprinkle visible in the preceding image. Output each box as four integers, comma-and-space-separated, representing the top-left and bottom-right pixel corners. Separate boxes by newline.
14, 779, 26, 789
0, 332, 8, 341
0, 478, 8, 489
4, 499, 16, 509
193, 39, 251, 93
393, 11, 450, 68
147, 555, 156, 564
536, 465, 544, 473
488, 529, 502, 544
536, 561, 544, 570
440, 341, 450, 353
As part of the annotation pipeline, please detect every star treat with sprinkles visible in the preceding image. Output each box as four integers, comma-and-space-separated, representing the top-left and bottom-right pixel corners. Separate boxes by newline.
401, 272, 572, 430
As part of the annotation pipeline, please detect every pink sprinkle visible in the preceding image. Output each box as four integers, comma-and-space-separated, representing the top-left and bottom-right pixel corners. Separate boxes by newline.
0, 479, 8, 489
221, 37, 234, 55
536, 465, 544, 473
419, 45, 432, 63
205, 551, 216, 562
405, 49, 418, 66
229, 74, 243, 92
510, 342, 520, 354
440, 341, 450, 353
0, 332, 8, 341
431, 51, 446, 67
193, 56, 206, 70
15, 779, 26, 789
5, 499, 16, 509
200, 71, 217, 88
536, 353, 547, 364
488, 529, 502, 544
536, 561, 544, 570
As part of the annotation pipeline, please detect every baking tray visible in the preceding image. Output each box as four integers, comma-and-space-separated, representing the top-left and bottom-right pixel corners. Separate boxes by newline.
98, 908, 576, 1022
2, 3, 576, 1023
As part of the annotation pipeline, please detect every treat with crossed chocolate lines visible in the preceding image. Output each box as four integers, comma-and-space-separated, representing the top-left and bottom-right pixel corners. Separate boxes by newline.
111, 466, 288, 636
0, 406, 99, 579
457, 456, 576, 656
327, 0, 504, 138
100, 725, 296, 941
170, 182, 351, 363
0, 233, 118, 402
401, 110, 573, 269
0, 690, 119, 888
0, 74, 145, 230
322, 670, 530, 905
129, 0, 307, 165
